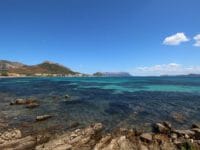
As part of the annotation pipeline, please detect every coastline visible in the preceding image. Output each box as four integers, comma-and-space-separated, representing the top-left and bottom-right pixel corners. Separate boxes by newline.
1, 77, 200, 149
1, 98, 200, 150
1, 118, 200, 150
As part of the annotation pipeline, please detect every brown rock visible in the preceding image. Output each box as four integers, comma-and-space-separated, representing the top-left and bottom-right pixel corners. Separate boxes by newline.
192, 123, 200, 129
10, 98, 37, 105
36, 123, 104, 150
154, 134, 169, 144
16, 98, 27, 104
163, 121, 172, 129
117, 136, 135, 150
0, 129, 22, 142
0, 122, 8, 129
140, 133, 153, 143
171, 133, 178, 141
94, 134, 112, 150
173, 130, 195, 138
56, 144, 72, 150
93, 123, 103, 132
192, 128, 200, 140
139, 144, 148, 150
0, 136, 36, 150
36, 134, 51, 145
154, 123, 169, 134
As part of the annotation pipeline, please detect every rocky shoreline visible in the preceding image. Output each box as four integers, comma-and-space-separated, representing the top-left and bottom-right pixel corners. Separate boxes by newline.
1, 97, 200, 149
1, 120, 200, 150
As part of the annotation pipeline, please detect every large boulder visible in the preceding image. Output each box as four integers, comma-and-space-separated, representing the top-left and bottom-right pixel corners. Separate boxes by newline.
36, 123, 104, 150
0, 129, 36, 150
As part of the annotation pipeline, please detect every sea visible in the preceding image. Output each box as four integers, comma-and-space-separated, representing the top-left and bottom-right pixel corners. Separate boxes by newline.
1, 77, 200, 134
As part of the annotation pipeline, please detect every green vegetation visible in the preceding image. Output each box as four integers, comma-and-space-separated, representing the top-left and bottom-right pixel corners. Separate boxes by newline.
0, 60, 80, 76
181, 142, 197, 150
37, 62, 75, 75
0, 71, 8, 76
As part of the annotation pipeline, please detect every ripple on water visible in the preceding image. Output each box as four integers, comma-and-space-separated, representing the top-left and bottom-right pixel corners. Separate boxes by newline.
1, 77, 200, 134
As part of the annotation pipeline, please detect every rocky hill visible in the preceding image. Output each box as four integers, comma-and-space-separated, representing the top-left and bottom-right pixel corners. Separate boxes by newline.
0, 60, 24, 70
0, 60, 77, 76
93, 72, 132, 77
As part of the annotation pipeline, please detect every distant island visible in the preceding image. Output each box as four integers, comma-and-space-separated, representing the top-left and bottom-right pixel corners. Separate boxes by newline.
93, 72, 132, 77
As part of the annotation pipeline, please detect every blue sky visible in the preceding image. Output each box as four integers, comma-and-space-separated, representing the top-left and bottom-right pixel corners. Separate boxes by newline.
0, 0, 200, 75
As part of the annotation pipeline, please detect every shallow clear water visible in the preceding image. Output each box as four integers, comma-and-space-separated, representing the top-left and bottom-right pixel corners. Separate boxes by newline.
1, 77, 200, 134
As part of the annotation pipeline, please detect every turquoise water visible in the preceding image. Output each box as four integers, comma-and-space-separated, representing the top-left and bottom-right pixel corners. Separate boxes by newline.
1, 77, 200, 134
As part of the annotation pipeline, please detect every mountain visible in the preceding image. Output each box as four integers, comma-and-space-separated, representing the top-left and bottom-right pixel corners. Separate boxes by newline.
0, 60, 77, 76
0, 60, 24, 70
93, 72, 132, 77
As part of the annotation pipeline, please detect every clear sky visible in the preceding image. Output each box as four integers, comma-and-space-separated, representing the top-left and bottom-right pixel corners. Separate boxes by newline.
0, 0, 200, 75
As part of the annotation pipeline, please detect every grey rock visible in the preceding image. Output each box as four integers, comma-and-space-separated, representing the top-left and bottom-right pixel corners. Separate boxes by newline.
36, 115, 52, 121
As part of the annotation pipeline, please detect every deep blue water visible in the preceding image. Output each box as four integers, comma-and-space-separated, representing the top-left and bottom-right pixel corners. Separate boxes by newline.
1, 77, 200, 134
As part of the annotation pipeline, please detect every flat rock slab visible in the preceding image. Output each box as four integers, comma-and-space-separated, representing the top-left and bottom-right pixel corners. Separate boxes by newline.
36, 115, 52, 121
0, 136, 36, 150
140, 133, 153, 143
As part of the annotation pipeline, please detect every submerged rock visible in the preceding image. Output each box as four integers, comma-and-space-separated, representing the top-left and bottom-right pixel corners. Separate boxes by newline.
10, 98, 26, 105
64, 94, 70, 99
170, 112, 186, 123
10, 98, 37, 105
69, 122, 80, 129
36, 115, 52, 121
26, 103, 40, 109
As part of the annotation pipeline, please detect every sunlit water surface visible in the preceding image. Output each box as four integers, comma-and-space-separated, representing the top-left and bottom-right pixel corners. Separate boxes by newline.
1, 77, 200, 134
